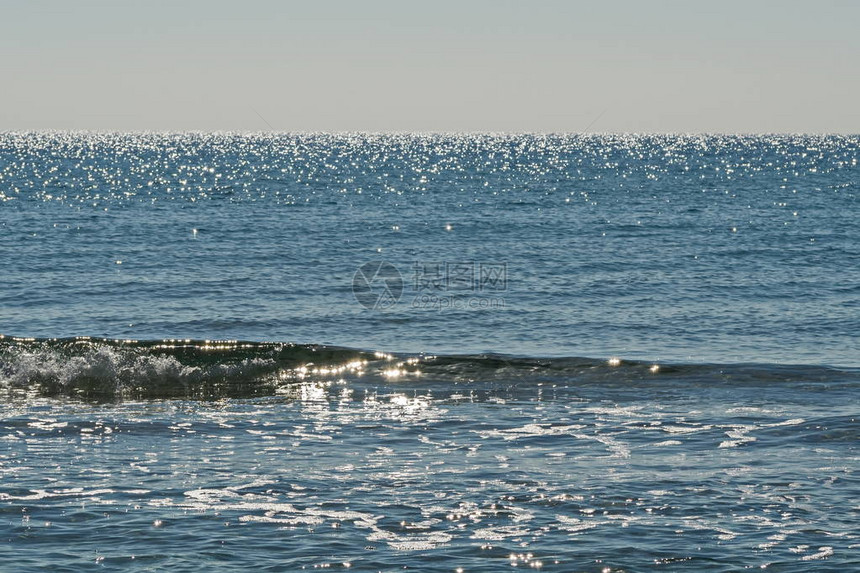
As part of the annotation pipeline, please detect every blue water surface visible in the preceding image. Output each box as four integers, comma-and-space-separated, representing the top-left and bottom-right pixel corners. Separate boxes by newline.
1, 133, 857, 364
0, 133, 858, 572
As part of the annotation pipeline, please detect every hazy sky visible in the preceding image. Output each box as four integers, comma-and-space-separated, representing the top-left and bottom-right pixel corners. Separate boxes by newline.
2, 0, 858, 132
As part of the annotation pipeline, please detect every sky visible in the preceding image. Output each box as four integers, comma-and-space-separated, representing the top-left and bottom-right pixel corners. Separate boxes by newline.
1, 0, 858, 133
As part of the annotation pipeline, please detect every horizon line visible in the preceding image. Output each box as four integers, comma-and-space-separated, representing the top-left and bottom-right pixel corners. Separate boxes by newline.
2, 129, 858, 137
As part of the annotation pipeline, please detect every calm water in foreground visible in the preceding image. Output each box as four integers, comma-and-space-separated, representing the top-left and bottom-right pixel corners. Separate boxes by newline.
0, 133, 858, 571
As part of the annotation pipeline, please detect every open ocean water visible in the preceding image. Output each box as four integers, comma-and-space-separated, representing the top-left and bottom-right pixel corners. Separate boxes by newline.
0, 133, 857, 571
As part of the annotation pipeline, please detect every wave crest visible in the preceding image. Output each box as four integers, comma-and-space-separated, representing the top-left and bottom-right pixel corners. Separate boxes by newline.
0, 337, 373, 399
1, 335, 855, 401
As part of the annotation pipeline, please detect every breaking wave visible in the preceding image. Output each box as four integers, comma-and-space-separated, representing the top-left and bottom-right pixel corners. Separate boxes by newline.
0, 335, 856, 400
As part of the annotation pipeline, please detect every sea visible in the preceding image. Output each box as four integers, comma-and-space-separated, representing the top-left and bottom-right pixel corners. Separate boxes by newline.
0, 132, 857, 572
